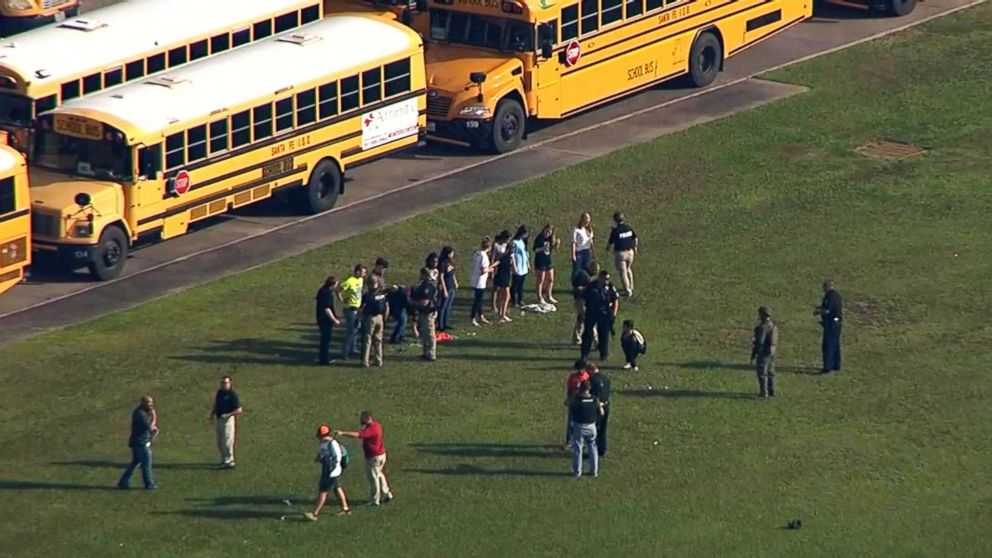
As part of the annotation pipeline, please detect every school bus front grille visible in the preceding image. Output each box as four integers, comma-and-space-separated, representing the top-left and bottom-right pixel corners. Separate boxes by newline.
42, 0, 72, 8
427, 95, 453, 119
31, 211, 60, 238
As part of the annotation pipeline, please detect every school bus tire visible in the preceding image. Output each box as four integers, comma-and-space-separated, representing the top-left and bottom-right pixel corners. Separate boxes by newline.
88, 225, 128, 281
688, 32, 723, 88
303, 158, 342, 214
886, 0, 915, 16
490, 99, 525, 154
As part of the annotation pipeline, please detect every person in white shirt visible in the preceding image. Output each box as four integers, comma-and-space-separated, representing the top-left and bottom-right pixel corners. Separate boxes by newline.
470, 236, 497, 326
571, 212, 594, 274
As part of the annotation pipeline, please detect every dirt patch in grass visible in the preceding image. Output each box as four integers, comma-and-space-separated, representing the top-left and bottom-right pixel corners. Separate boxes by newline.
847, 297, 903, 327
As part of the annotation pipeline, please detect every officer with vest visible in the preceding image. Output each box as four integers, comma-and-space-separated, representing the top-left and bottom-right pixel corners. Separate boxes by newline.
606, 212, 638, 297
750, 306, 778, 398
581, 270, 620, 362
815, 279, 843, 374
411, 267, 438, 362
360, 276, 389, 368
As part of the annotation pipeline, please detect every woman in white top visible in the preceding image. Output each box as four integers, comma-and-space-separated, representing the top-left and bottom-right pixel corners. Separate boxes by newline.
571, 212, 594, 274
470, 236, 497, 326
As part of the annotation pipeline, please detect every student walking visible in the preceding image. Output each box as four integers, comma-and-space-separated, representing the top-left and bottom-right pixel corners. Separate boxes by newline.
304, 424, 351, 520
412, 267, 439, 361
335, 411, 394, 507
620, 320, 647, 370
437, 246, 458, 331
571, 212, 594, 274
209, 376, 243, 468
533, 224, 561, 304
568, 381, 604, 478
470, 236, 496, 326
315, 276, 341, 365
606, 212, 638, 297
338, 264, 367, 360
117, 395, 158, 490
361, 276, 389, 368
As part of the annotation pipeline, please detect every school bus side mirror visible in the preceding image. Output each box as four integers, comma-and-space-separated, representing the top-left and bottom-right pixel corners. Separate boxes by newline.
74, 193, 92, 208
541, 41, 553, 59
469, 72, 486, 84
538, 24, 555, 59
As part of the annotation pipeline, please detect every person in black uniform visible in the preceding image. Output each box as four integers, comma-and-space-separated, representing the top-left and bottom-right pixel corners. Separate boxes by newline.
815, 279, 843, 373
581, 270, 620, 362
587, 363, 611, 457
315, 276, 341, 366
411, 267, 439, 361
118, 395, 158, 490
606, 212, 638, 297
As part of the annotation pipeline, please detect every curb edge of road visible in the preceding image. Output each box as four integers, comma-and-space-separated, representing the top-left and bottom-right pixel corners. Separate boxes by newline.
1, 0, 986, 325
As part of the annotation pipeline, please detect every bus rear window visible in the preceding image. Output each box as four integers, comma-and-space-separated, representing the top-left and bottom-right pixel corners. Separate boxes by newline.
0, 176, 15, 215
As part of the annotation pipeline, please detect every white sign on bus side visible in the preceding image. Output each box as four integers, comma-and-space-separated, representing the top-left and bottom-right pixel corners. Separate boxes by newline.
361, 98, 419, 151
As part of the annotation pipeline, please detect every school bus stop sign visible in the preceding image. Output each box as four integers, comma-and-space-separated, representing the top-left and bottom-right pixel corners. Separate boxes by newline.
174, 170, 191, 195
564, 40, 581, 67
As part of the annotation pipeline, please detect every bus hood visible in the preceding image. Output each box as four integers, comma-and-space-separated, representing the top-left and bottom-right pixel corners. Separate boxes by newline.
29, 168, 124, 218
426, 47, 523, 94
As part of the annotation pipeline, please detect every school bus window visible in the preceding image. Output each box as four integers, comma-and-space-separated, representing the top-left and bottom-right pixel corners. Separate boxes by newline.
82, 73, 102, 94
275, 97, 294, 133
190, 40, 209, 61
581, 0, 599, 34
0, 176, 14, 215
506, 23, 534, 52
168, 46, 188, 68
165, 132, 185, 169
301, 4, 320, 24
275, 11, 299, 33
561, 5, 579, 40
253, 103, 273, 141
297, 89, 317, 125
664, 0, 682, 5
232, 28, 250, 48
138, 143, 162, 178
362, 68, 382, 105
211, 33, 230, 54
602, 0, 622, 24
646, 0, 662, 11
34, 128, 133, 180
466, 16, 501, 49
105, 67, 124, 88
320, 85, 340, 117
187, 124, 207, 162
384, 59, 411, 97
125, 59, 145, 81
253, 19, 273, 40
340, 76, 360, 112
35, 95, 57, 117
209, 119, 228, 154
61, 80, 81, 102
147, 53, 166, 74
231, 110, 251, 147
625, 0, 643, 18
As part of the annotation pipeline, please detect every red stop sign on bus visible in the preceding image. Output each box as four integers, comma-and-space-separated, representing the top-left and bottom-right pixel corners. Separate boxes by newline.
564, 39, 581, 67
174, 170, 191, 195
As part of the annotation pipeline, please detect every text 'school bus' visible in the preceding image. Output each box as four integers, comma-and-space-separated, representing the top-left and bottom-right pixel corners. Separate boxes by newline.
423, 0, 811, 153
820, 0, 915, 16
323, 0, 428, 32
0, 143, 29, 295
0, 0, 79, 37
0, 0, 323, 156
30, 15, 426, 281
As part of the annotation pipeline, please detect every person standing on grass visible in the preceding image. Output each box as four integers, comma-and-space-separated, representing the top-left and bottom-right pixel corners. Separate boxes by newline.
510, 226, 530, 309
571, 212, 594, 274
533, 224, 561, 304
571, 261, 599, 345
315, 276, 342, 365
338, 264, 367, 360
118, 395, 158, 490
209, 376, 243, 468
470, 236, 496, 326
492, 231, 513, 322
335, 411, 394, 507
305, 424, 351, 520
751, 306, 778, 398
371, 257, 389, 284
587, 363, 611, 457
438, 246, 458, 332
563, 359, 590, 449
606, 212, 638, 297
815, 279, 843, 374
581, 270, 620, 363
411, 267, 439, 361
620, 320, 647, 370
568, 381, 603, 478
361, 276, 389, 368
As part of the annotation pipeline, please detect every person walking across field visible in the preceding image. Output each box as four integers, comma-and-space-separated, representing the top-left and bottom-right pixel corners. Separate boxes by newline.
606, 212, 638, 297
750, 306, 778, 398
338, 264, 367, 360
304, 424, 351, 520
815, 279, 843, 374
563, 359, 590, 449
569, 381, 604, 478
209, 376, 243, 468
411, 267, 439, 361
315, 276, 342, 365
117, 395, 158, 490
581, 270, 620, 362
587, 363, 611, 457
361, 276, 389, 368
335, 411, 394, 507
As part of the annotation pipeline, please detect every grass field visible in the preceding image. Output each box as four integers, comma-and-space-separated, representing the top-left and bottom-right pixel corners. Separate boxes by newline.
2, 7, 992, 558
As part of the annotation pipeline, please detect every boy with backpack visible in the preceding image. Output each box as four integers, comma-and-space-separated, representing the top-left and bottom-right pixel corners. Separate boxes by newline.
305, 424, 351, 520
620, 320, 646, 370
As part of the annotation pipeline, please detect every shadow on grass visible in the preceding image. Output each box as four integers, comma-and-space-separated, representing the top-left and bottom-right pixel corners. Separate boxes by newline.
410, 442, 563, 458
404, 465, 572, 477
170, 337, 314, 366
187, 494, 299, 506
617, 389, 755, 399
153, 509, 289, 520
52, 460, 215, 470
0, 479, 117, 491
663, 361, 819, 375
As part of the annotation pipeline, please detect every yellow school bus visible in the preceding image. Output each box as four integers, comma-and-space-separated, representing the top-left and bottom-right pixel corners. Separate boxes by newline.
30, 15, 426, 280
323, 0, 429, 31
0, 0, 79, 37
0, 143, 29, 295
0, 0, 323, 157
423, 0, 811, 153
820, 0, 914, 16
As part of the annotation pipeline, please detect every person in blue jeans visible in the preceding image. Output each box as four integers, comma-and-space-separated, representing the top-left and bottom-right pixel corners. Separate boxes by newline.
437, 246, 458, 331
387, 285, 410, 344
568, 381, 603, 478
118, 395, 158, 490
338, 264, 366, 359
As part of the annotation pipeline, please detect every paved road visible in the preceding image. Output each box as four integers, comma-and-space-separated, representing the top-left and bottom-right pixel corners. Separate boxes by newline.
0, 0, 982, 345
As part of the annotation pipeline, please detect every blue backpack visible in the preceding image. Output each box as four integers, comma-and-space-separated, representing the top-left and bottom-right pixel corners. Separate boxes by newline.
338, 443, 350, 469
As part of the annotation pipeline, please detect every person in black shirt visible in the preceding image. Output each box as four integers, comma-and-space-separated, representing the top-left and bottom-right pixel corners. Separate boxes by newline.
387, 284, 410, 344
118, 395, 158, 490
606, 212, 638, 297
210, 376, 243, 468
586, 363, 612, 457
814, 279, 843, 373
315, 276, 341, 365
568, 381, 603, 477
570, 261, 600, 345
411, 267, 438, 361
361, 276, 390, 368
581, 270, 620, 362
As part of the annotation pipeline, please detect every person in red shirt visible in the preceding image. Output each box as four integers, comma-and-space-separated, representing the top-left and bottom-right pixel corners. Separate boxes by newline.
563, 359, 590, 449
335, 410, 394, 506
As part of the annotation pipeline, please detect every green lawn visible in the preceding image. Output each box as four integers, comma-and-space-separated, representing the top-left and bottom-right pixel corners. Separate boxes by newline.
2, 7, 992, 557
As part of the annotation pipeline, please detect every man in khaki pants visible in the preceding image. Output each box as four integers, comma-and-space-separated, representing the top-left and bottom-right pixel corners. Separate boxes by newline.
411, 267, 438, 361
606, 212, 638, 297
336, 410, 394, 506
209, 376, 243, 468
361, 276, 389, 368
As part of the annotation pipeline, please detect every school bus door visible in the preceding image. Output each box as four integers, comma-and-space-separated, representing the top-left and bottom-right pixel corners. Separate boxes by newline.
532, 20, 563, 119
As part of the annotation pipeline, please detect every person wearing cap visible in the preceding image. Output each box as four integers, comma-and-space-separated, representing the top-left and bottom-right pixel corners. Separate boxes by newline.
117, 395, 158, 490
606, 212, 638, 297
750, 306, 779, 398
411, 267, 439, 361
815, 279, 843, 374
305, 424, 351, 520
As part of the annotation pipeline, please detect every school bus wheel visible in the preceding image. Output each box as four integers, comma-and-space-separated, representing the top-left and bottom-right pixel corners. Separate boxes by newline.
302, 158, 342, 214
886, 0, 915, 16
490, 99, 525, 154
88, 225, 129, 281
688, 32, 723, 88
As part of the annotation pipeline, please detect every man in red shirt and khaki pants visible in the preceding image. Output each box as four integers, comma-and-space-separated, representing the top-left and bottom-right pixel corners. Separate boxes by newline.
336, 410, 394, 506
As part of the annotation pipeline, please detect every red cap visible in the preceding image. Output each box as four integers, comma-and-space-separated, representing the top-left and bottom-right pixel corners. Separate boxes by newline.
316, 424, 331, 437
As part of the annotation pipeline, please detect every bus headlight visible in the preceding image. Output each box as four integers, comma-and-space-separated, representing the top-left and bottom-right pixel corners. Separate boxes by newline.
74, 222, 94, 238
459, 105, 491, 118
4, 0, 33, 10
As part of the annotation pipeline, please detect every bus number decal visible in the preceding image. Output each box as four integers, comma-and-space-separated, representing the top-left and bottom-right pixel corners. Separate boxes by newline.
658, 5, 690, 24
262, 156, 294, 179
457, 0, 500, 8
627, 61, 656, 81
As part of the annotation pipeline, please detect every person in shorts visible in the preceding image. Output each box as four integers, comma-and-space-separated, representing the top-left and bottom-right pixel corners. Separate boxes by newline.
533, 224, 561, 304
304, 424, 351, 520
